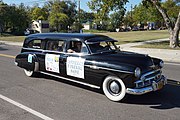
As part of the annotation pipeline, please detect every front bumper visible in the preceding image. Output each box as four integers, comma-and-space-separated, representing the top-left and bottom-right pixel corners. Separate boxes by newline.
126, 75, 167, 95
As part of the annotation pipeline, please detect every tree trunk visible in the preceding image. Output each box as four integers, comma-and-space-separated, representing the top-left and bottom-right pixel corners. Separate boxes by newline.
171, 11, 180, 48
151, 0, 180, 48
170, 30, 179, 48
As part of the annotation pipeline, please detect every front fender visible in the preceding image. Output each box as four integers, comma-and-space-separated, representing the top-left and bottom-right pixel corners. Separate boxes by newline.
85, 60, 137, 88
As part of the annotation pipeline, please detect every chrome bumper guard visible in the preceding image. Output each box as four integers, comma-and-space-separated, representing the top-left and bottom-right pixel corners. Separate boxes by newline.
126, 75, 167, 95
14, 62, 18, 66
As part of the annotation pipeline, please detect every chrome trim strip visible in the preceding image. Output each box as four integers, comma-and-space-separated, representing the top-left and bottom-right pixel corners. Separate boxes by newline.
85, 65, 99, 69
145, 75, 160, 81
126, 86, 153, 95
85, 65, 133, 74
23, 47, 44, 52
34, 62, 39, 72
135, 69, 162, 88
44, 50, 64, 54
14, 62, 18, 66
40, 71, 100, 89
140, 69, 161, 79
23, 47, 64, 54
23, 47, 88, 55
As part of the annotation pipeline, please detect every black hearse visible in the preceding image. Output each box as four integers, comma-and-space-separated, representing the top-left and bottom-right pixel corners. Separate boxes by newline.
15, 33, 167, 102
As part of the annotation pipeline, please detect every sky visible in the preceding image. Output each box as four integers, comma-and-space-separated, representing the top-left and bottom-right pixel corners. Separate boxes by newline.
2, 0, 142, 12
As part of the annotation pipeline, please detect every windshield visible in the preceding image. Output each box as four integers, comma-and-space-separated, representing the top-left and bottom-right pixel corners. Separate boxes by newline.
88, 41, 118, 54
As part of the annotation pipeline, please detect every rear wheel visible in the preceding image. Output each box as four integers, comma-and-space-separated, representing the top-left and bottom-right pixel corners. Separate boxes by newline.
24, 69, 35, 77
103, 76, 126, 102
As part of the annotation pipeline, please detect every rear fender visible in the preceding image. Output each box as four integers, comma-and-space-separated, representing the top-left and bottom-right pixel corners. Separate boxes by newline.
15, 53, 39, 72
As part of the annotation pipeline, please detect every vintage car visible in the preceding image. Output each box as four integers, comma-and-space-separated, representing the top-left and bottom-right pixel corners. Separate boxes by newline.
15, 33, 167, 102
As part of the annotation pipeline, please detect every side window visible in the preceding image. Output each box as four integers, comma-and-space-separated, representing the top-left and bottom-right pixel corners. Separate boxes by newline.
67, 41, 88, 54
46, 40, 65, 52
67, 41, 82, 53
28, 40, 42, 49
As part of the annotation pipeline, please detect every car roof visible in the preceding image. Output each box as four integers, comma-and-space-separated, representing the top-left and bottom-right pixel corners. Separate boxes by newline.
26, 33, 117, 43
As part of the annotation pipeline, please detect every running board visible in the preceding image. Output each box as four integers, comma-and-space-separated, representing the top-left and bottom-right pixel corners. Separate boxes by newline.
40, 71, 100, 89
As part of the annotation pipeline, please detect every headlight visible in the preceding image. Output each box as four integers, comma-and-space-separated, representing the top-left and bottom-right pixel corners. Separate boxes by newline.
159, 61, 164, 68
135, 67, 141, 78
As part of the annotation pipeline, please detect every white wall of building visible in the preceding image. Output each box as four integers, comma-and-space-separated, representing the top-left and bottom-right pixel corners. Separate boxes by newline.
31, 20, 49, 33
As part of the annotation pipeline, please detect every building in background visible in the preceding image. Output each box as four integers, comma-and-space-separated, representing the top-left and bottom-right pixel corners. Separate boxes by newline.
25, 20, 50, 35
82, 21, 97, 30
31, 20, 49, 33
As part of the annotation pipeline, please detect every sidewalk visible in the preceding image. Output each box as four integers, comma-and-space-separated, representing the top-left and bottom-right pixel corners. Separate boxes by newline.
1, 38, 180, 62
120, 38, 180, 63
0, 40, 23, 46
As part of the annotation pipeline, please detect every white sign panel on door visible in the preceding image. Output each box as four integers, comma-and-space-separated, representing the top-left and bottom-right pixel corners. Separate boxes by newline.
45, 54, 60, 73
66, 57, 85, 79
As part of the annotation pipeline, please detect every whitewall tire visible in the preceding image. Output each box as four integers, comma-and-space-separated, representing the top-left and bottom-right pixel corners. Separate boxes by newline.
103, 76, 126, 102
24, 69, 34, 77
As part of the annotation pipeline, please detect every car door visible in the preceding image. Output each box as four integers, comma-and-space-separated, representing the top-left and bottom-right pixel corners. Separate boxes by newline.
60, 40, 103, 88
39, 39, 65, 75
60, 40, 89, 82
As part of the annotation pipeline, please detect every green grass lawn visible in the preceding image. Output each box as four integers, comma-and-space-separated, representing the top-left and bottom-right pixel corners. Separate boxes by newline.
96, 30, 170, 44
135, 41, 180, 50
0, 30, 170, 44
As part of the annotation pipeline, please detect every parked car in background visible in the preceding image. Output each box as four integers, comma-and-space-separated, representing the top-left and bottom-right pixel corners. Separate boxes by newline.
15, 33, 167, 102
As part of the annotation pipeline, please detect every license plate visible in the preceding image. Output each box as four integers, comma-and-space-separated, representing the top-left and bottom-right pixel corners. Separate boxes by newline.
157, 81, 164, 90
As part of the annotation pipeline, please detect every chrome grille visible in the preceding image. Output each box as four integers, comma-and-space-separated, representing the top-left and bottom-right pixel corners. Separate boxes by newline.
135, 69, 162, 88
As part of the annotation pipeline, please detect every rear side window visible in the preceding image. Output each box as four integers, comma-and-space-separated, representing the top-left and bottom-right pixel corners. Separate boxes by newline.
46, 40, 65, 52
28, 40, 42, 49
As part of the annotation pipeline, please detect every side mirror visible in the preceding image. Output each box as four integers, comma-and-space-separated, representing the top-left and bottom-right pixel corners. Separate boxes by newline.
117, 46, 121, 51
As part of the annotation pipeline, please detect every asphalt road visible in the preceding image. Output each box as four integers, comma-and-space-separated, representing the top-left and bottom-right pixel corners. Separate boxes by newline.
0, 44, 180, 120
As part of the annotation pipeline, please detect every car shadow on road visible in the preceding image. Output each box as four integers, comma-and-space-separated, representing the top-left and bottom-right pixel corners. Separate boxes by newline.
123, 80, 180, 109
34, 73, 180, 109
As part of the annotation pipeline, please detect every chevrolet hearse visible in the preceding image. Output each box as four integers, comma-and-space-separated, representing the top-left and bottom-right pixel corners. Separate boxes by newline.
15, 33, 167, 102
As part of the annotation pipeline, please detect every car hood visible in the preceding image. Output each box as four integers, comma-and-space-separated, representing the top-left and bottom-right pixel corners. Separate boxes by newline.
89, 51, 155, 72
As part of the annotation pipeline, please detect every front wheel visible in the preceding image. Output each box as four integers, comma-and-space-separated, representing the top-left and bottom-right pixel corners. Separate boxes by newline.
102, 76, 126, 102
24, 69, 35, 77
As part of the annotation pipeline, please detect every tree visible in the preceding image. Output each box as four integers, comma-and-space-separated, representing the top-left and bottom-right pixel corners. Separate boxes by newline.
88, 0, 128, 30
0, 1, 8, 34
30, 7, 49, 20
7, 3, 30, 35
80, 9, 95, 23
123, 11, 134, 28
133, 4, 147, 24
13, 4, 30, 35
128, 3, 163, 29
162, 0, 180, 26
143, 0, 180, 48
47, 0, 77, 31
49, 13, 69, 31
0, 2, 30, 35
108, 10, 125, 31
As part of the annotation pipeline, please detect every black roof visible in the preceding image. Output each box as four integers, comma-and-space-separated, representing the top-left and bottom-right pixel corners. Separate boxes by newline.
26, 33, 117, 43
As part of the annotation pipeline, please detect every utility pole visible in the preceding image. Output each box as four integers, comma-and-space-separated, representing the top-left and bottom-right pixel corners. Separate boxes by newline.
130, 4, 133, 29
78, 0, 81, 33
131, 4, 133, 19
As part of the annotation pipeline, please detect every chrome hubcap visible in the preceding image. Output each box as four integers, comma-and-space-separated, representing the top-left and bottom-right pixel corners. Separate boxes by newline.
110, 81, 120, 94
